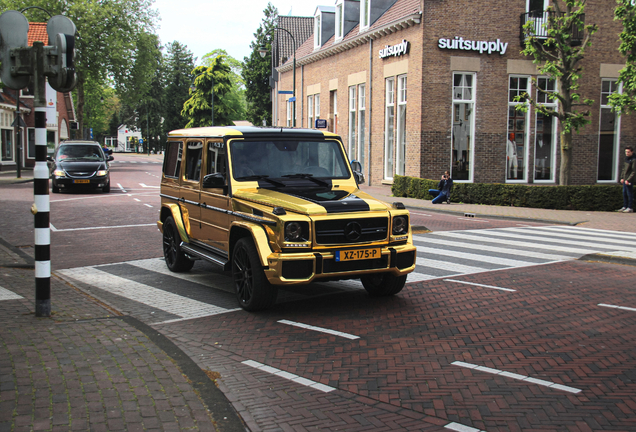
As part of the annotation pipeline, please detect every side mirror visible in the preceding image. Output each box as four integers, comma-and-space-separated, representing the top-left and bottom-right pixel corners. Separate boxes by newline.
47, 156, 54, 162
350, 160, 365, 185
108, 155, 114, 161
202, 172, 225, 188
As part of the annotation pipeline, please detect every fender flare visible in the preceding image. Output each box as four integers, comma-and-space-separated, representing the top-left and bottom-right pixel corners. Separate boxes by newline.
158, 204, 190, 243
231, 221, 273, 267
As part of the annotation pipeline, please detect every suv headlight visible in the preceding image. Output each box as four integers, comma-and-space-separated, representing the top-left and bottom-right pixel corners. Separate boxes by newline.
53, 169, 65, 177
392, 216, 408, 235
285, 221, 309, 242
97, 170, 108, 176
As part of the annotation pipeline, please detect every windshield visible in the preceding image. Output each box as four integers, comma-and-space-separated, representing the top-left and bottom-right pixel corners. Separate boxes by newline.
57, 145, 104, 161
230, 140, 351, 181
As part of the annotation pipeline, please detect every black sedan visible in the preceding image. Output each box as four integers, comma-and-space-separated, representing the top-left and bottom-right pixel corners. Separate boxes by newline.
48, 141, 114, 193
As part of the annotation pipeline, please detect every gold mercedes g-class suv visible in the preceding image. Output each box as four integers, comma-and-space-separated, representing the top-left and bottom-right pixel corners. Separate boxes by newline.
158, 126, 416, 311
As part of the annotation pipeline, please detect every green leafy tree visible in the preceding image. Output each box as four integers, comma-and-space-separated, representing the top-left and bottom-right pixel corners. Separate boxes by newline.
243, 3, 277, 126
517, 0, 597, 185
164, 41, 195, 132
203, 49, 246, 122
182, 58, 234, 128
0, 0, 158, 133
609, 0, 636, 114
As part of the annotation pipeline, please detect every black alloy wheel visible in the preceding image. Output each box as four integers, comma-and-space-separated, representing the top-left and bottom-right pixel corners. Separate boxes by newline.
162, 216, 194, 272
232, 237, 277, 311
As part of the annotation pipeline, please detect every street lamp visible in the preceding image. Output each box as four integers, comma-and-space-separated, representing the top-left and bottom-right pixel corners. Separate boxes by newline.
259, 26, 296, 127
190, 71, 214, 126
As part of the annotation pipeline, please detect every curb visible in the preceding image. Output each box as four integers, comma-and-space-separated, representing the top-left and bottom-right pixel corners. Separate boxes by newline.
579, 253, 636, 267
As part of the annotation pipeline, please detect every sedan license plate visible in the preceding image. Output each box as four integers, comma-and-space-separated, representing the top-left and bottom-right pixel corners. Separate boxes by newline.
335, 248, 380, 262
73, 179, 90, 184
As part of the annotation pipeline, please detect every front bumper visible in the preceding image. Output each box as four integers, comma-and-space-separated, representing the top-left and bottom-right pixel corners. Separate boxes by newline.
263, 243, 417, 285
53, 176, 109, 189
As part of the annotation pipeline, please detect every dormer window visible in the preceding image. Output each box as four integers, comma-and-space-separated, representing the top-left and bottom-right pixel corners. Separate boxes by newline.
314, 13, 322, 50
360, 0, 370, 30
335, 0, 344, 42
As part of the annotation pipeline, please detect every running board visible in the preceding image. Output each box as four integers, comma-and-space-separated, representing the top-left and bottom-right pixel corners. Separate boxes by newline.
180, 242, 230, 271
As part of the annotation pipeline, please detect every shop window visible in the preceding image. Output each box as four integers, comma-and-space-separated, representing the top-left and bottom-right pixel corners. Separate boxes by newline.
384, 77, 395, 180
1, 129, 13, 161
348, 86, 357, 161
597, 79, 621, 182
451, 73, 474, 181
396, 75, 407, 176
507, 76, 529, 181
535, 77, 557, 182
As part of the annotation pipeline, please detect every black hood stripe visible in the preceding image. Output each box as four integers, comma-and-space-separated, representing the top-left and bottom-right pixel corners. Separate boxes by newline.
289, 192, 370, 214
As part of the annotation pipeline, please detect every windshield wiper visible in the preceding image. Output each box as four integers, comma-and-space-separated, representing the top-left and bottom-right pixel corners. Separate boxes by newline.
281, 173, 330, 187
235, 175, 285, 187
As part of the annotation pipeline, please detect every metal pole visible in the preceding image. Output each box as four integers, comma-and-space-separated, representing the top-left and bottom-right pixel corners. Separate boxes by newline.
292, 56, 296, 128
210, 76, 214, 126
15, 90, 21, 178
32, 41, 50, 317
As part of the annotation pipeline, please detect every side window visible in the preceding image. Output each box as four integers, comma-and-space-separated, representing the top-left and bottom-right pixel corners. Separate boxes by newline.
163, 141, 183, 179
184, 141, 203, 182
206, 141, 227, 177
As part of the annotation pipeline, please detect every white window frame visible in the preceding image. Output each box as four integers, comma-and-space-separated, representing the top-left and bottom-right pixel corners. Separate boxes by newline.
314, 13, 322, 49
348, 86, 356, 161
308, 95, 314, 128
335, 0, 344, 42
534, 76, 558, 183
506, 75, 530, 183
360, 0, 370, 31
451, 72, 476, 183
357, 84, 366, 167
315, 94, 321, 120
597, 79, 622, 183
286, 100, 291, 127
384, 77, 395, 180
395, 75, 407, 176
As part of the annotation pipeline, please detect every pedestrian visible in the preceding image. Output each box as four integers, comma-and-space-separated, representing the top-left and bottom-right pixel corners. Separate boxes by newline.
618, 146, 635, 213
507, 133, 518, 179
429, 171, 453, 204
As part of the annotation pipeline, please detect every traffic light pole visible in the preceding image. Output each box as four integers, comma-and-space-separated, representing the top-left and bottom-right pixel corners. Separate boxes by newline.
31, 41, 51, 317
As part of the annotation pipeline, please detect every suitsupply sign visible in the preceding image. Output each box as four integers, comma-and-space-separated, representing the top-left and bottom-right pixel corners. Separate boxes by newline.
438, 36, 509, 55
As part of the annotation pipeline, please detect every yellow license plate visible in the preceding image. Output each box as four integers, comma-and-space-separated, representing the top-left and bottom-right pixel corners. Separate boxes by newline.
335, 248, 381, 262
73, 179, 90, 184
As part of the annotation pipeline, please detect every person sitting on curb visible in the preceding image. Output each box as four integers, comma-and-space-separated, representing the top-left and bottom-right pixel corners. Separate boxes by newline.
428, 171, 453, 204
618, 146, 635, 213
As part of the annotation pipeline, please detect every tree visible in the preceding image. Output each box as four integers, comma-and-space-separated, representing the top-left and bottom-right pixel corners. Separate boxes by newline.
517, 0, 598, 185
164, 42, 195, 132
609, 0, 636, 114
243, 3, 277, 126
0, 0, 158, 134
202, 49, 246, 122
182, 58, 234, 128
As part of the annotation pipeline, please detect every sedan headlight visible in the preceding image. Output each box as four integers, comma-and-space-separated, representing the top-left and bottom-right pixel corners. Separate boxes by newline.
53, 169, 65, 177
284, 221, 309, 242
392, 216, 408, 235
97, 170, 108, 176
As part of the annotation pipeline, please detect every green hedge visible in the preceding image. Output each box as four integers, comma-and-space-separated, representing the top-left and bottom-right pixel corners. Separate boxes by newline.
391, 175, 623, 212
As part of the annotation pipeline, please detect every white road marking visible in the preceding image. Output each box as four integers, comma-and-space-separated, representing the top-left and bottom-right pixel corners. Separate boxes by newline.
598, 303, 636, 313
409, 211, 432, 217
278, 320, 360, 340
451, 361, 581, 394
503, 227, 636, 247
0, 286, 23, 301
416, 257, 488, 274
416, 245, 535, 267
445, 422, 484, 432
144, 204, 153, 208
458, 218, 489, 222
57, 267, 238, 320
50, 224, 156, 232
241, 360, 335, 393
444, 279, 516, 292
134, 198, 141, 202
139, 183, 160, 188
118, 183, 126, 192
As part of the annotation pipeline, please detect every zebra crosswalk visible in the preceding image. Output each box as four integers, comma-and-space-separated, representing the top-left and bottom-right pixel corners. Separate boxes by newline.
56, 226, 636, 322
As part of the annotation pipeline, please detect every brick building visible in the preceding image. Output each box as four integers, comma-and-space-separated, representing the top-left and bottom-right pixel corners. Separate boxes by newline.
271, 0, 633, 186
0, 22, 76, 171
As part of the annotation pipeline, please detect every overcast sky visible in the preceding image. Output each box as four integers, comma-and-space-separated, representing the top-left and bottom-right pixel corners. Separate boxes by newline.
153, 0, 319, 64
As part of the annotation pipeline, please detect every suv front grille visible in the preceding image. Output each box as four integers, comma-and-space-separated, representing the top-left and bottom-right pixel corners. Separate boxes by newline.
315, 217, 388, 245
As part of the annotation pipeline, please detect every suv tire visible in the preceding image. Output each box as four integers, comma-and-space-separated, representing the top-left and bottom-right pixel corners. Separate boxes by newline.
163, 216, 194, 272
361, 273, 407, 296
232, 237, 278, 311
103, 182, 110, 193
